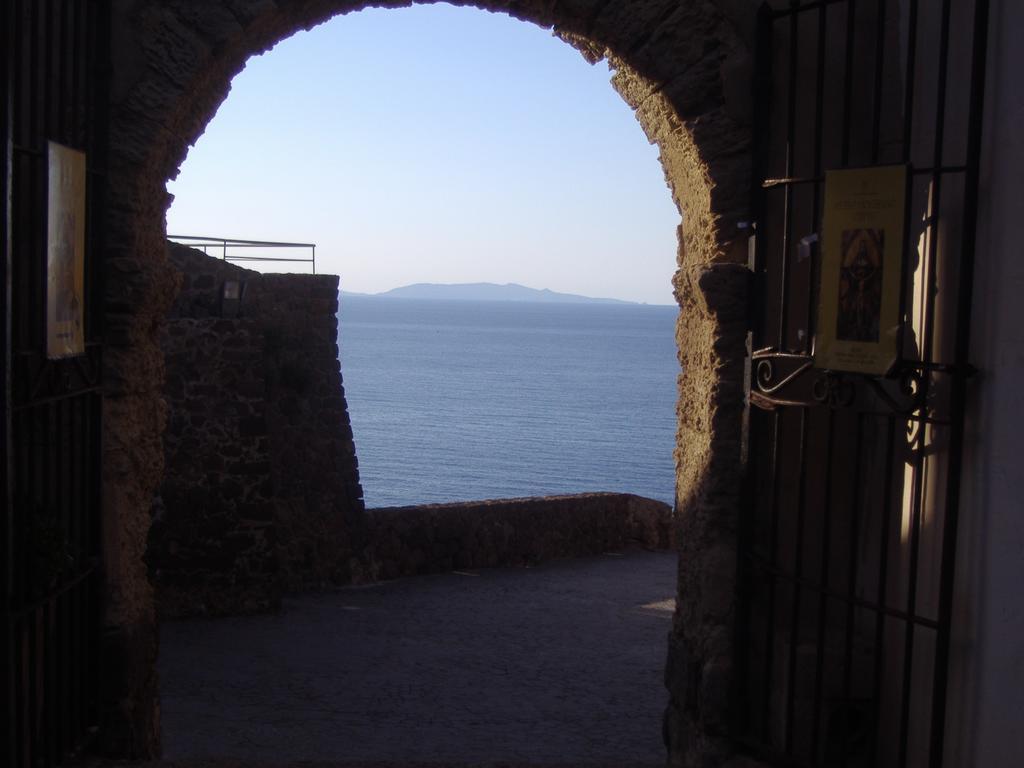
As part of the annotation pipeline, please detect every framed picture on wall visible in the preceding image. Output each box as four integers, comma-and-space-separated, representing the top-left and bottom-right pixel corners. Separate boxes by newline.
46, 141, 87, 359
815, 164, 906, 375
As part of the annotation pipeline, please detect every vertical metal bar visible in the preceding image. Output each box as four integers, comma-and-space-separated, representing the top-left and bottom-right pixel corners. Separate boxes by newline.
748, 5, 778, 745
71, 581, 82, 745
784, 408, 811, 754
900, 0, 920, 159
778, 1, 802, 352
898, 1, 953, 762
896, 441, 926, 768
841, 0, 858, 164
30, 611, 40, 768
46, 0, 58, 142
20, 617, 31, 768
868, 416, 898, 765
71, 0, 84, 149
810, 410, 837, 762
827, 10, 868, 756
759, 413, 784, 745
1, 0, 12, 747
2, 0, 17, 633
89, 386, 102, 727
896, 0, 919, 363
870, 0, 888, 162
928, 1, 990, 765
59, 0, 71, 145
44, 600, 55, 768
804, 3, 828, 352
839, 414, 866, 768
807, 7, 834, 758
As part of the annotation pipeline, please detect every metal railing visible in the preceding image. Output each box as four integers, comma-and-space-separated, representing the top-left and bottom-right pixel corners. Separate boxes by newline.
168, 234, 317, 274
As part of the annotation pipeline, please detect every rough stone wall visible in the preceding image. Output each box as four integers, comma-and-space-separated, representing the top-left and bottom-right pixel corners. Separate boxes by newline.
149, 243, 365, 617
363, 493, 674, 582
149, 317, 280, 617
100, 0, 758, 759
255, 272, 367, 589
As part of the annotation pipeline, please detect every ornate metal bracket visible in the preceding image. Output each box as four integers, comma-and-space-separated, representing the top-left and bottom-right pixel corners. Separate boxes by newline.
750, 347, 927, 414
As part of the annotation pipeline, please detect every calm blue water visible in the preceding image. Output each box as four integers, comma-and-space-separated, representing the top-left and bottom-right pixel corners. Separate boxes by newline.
337, 296, 679, 508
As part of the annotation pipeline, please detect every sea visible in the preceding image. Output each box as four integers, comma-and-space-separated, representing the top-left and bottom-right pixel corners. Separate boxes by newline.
336, 296, 680, 509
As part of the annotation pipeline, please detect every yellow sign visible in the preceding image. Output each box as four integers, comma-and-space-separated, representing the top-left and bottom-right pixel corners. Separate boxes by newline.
815, 165, 906, 375
46, 141, 86, 359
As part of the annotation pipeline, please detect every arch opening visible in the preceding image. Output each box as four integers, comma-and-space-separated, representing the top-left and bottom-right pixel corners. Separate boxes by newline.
98, 0, 755, 763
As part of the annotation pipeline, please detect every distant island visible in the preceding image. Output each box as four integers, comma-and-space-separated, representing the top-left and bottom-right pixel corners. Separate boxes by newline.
342, 282, 641, 305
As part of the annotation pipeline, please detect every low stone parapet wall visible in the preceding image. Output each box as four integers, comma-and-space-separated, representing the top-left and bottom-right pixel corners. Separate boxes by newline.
359, 493, 674, 583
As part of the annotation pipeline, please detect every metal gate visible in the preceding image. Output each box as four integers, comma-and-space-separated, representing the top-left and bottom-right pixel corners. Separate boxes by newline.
738, 1, 988, 767
2, 0, 108, 765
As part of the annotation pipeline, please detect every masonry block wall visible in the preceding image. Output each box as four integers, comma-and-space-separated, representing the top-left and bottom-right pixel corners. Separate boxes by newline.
148, 243, 366, 617
150, 316, 280, 616
363, 493, 675, 582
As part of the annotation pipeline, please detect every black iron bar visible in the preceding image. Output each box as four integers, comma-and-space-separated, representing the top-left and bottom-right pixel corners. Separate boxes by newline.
88, 388, 101, 735
804, 3, 828, 357
746, 550, 941, 631
43, 398, 55, 591
58, 400, 71, 756
871, 0, 888, 162
71, 581, 82, 747
810, 411, 837, 763
928, 1, 990, 764
895, 0, 919, 364
59, 592, 70, 755
900, 0, 919, 159
761, 411, 785, 741
748, 5, 779, 745
895, 440, 925, 767
71, 400, 84, 745
29, 0, 44, 354
784, 408, 811, 754
44, 599, 55, 768
838, 414, 866, 767
778, 2, 801, 352
59, 0, 72, 144
841, 0, 857, 164
16, 616, 25, 768
85, 0, 97, 173
807, 5, 834, 751
898, 1, 953, 762
45, 0, 57, 146
72, 0, 84, 149
28, 611, 39, 768
85, 396, 96, 579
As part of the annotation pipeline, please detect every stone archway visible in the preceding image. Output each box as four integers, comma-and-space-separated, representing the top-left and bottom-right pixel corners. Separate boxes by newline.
98, 1, 756, 763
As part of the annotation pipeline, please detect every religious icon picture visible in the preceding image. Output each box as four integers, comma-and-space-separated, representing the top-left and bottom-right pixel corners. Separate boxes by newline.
815, 165, 905, 375
836, 228, 884, 343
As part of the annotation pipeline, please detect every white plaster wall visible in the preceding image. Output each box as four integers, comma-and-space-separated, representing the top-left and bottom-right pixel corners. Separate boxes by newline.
951, 0, 1024, 764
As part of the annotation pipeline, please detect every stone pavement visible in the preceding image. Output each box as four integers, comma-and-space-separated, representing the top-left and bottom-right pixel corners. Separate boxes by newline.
152, 550, 676, 767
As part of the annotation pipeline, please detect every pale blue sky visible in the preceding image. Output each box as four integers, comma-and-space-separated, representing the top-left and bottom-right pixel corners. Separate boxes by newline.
166, 3, 681, 305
